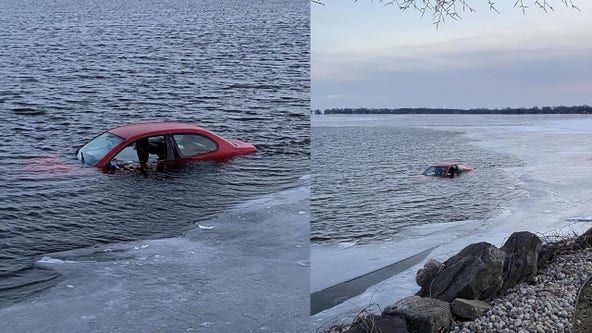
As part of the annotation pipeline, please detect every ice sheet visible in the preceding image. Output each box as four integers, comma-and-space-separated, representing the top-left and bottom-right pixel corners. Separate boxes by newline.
0, 184, 310, 333
311, 220, 477, 292
311, 115, 592, 330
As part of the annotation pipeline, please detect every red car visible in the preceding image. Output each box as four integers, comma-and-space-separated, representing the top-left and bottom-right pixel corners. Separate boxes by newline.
422, 162, 474, 178
75, 122, 257, 170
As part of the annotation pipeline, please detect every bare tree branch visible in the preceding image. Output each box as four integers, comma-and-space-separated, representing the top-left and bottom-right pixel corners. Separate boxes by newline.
314, 1, 582, 26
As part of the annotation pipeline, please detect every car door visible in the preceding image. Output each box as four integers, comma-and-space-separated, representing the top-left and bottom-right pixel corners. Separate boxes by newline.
170, 133, 220, 161
110, 135, 169, 168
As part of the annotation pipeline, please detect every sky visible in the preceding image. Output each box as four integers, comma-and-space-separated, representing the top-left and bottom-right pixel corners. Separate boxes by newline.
311, 0, 592, 110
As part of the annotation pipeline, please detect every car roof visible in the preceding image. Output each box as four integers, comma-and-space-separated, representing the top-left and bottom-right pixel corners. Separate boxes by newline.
108, 122, 206, 139
430, 162, 461, 167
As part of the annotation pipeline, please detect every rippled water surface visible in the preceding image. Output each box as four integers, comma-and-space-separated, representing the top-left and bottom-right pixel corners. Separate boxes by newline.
311, 121, 525, 243
0, 0, 309, 304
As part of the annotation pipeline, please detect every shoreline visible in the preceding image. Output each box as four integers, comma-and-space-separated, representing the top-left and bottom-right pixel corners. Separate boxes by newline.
318, 230, 592, 333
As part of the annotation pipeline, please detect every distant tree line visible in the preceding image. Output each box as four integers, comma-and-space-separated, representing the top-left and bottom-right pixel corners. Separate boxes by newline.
313, 105, 591, 115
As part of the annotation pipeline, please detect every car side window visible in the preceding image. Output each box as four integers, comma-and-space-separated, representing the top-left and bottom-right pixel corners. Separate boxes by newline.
173, 134, 218, 157
425, 166, 446, 177
112, 136, 167, 165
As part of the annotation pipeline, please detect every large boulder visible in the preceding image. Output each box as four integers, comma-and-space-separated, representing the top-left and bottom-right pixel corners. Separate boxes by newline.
450, 298, 491, 320
416, 242, 506, 302
345, 314, 409, 333
416, 259, 444, 289
501, 231, 542, 289
382, 296, 451, 333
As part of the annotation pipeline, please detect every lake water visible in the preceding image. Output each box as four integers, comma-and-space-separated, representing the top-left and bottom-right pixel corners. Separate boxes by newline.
311, 118, 525, 244
0, 0, 309, 331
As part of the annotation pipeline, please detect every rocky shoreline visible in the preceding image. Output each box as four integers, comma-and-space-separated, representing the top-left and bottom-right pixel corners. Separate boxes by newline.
451, 243, 592, 332
328, 228, 592, 333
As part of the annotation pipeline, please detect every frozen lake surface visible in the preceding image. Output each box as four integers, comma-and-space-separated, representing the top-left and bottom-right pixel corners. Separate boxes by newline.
0, 184, 310, 332
311, 114, 592, 330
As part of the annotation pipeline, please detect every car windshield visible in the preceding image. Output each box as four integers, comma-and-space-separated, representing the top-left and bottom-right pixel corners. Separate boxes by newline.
76, 132, 124, 166
423, 166, 447, 177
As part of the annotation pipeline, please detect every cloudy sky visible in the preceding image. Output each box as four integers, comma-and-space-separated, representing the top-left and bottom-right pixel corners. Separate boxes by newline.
311, 1, 592, 110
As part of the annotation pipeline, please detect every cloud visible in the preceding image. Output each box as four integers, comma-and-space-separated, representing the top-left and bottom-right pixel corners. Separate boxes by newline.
548, 83, 592, 93
313, 28, 592, 80
312, 51, 592, 109
312, 1, 592, 109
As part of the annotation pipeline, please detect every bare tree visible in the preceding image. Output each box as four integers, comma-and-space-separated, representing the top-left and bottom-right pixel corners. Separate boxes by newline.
336, 1, 582, 27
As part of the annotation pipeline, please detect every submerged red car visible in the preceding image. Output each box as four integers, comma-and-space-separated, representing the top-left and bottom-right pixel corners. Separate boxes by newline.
422, 162, 474, 178
75, 122, 257, 170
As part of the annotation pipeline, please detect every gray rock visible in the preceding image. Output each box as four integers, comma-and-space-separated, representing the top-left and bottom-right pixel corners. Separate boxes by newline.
417, 242, 506, 302
416, 259, 444, 289
501, 231, 542, 289
537, 243, 557, 270
383, 296, 451, 333
345, 314, 409, 333
450, 298, 491, 320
